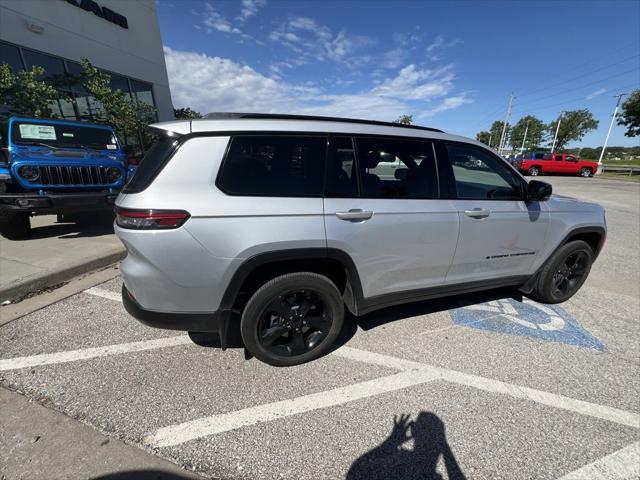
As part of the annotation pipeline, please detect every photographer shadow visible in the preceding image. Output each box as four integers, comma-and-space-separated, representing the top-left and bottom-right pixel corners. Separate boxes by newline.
346, 412, 466, 480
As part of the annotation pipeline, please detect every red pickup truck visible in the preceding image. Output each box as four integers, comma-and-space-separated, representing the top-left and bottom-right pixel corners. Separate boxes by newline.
515, 153, 598, 177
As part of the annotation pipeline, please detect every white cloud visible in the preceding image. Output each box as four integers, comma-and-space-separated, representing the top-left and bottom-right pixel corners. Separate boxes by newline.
425, 35, 462, 61
164, 47, 471, 121
203, 3, 241, 34
586, 88, 607, 100
269, 16, 373, 63
237, 0, 266, 22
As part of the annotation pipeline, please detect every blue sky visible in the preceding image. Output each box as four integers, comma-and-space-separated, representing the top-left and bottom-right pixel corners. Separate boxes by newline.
157, 0, 639, 147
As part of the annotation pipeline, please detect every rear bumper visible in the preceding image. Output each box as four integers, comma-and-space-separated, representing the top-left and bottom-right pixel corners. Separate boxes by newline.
122, 284, 221, 333
0, 191, 118, 214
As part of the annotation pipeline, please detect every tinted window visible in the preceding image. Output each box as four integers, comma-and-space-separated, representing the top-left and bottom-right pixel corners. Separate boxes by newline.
325, 136, 358, 197
555, 155, 563, 161
0, 42, 24, 72
446, 143, 523, 200
218, 135, 326, 197
11, 121, 117, 150
355, 137, 438, 199
22, 49, 65, 82
123, 133, 179, 193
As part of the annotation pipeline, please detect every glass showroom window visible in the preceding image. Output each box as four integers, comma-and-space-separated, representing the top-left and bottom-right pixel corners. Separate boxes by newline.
0, 41, 24, 72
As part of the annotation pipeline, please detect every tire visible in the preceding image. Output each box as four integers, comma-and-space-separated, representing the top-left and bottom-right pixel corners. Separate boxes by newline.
530, 240, 594, 304
240, 272, 344, 367
0, 212, 31, 240
528, 166, 540, 176
580, 167, 592, 177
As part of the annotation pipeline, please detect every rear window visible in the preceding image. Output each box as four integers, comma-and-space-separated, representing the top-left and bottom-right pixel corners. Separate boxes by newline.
217, 135, 325, 197
11, 121, 118, 150
123, 133, 179, 193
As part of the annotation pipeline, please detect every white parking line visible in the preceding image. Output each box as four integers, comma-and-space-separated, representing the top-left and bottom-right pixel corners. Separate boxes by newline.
0, 335, 190, 371
144, 368, 440, 448
84, 287, 122, 303
556, 441, 640, 480
335, 347, 640, 429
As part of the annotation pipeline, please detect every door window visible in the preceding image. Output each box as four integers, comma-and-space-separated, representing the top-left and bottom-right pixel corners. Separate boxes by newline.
218, 135, 326, 197
446, 143, 523, 200
355, 137, 438, 199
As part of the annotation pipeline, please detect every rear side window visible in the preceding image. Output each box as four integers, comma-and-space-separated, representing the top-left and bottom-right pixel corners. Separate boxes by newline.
355, 137, 438, 199
218, 135, 325, 197
123, 134, 179, 193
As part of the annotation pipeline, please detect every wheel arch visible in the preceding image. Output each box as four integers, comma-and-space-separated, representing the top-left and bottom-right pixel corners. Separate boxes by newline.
519, 225, 605, 294
219, 248, 364, 316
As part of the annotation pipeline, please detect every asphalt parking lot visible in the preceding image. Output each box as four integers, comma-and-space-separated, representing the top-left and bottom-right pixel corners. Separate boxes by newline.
1, 176, 639, 479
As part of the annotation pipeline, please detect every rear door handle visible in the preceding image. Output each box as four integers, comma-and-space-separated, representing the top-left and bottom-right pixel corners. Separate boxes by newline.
464, 208, 491, 219
336, 209, 374, 221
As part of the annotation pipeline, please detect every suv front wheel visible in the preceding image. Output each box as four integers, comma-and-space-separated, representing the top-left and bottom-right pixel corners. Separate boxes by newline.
530, 240, 594, 304
240, 272, 344, 366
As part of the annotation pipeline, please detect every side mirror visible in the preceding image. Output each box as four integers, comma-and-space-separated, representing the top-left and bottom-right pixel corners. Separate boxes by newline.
526, 180, 552, 202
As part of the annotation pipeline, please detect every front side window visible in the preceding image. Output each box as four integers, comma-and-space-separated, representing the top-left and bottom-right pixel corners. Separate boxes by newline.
446, 143, 523, 200
218, 135, 326, 197
555, 155, 563, 161
355, 137, 438, 199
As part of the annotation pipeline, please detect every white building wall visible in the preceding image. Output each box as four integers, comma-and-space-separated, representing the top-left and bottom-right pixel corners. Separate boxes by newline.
0, 0, 174, 120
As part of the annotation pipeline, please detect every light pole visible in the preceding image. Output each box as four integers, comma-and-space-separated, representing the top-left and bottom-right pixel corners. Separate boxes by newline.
597, 93, 627, 173
488, 134, 493, 148
498, 93, 514, 155
520, 120, 530, 154
550, 111, 565, 153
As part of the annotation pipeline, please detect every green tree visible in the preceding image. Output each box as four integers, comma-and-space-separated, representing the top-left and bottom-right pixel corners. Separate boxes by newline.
78, 59, 156, 141
476, 131, 491, 145
174, 107, 202, 120
0, 63, 60, 118
509, 115, 545, 151
488, 120, 507, 149
617, 90, 640, 137
393, 114, 413, 125
547, 109, 598, 151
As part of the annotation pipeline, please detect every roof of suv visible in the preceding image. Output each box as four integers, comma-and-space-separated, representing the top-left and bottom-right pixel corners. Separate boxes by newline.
150, 112, 480, 146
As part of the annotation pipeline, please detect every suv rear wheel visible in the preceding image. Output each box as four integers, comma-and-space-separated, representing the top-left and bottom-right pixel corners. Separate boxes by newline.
240, 272, 344, 366
0, 212, 31, 240
528, 166, 540, 176
530, 240, 594, 304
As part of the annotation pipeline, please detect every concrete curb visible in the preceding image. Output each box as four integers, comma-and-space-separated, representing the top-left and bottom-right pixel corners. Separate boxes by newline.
0, 248, 126, 302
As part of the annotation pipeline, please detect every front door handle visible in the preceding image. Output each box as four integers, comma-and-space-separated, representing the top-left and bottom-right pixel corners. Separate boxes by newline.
336, 209, 373, 221
464, 208, 491, 219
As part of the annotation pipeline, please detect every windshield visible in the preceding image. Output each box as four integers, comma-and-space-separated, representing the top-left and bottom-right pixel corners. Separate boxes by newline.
10, 121, 119, 151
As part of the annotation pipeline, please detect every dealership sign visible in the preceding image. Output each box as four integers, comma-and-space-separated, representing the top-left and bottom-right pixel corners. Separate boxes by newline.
65, 0, 128, 29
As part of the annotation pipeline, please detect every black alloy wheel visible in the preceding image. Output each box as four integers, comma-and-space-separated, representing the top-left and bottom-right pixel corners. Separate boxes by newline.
531, 240, 595, 304
258, 290, 332, 357
551, 250, 590, 298
241, 272, 344, 366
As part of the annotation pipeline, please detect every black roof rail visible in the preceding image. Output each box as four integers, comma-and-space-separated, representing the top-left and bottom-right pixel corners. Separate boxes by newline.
201, 112, 444, 133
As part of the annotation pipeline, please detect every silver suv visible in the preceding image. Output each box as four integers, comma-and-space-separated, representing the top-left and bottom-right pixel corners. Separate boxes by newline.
115, 114, 606, 366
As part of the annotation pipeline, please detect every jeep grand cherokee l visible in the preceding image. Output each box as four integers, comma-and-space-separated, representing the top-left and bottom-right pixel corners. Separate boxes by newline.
115, 113, 606, 366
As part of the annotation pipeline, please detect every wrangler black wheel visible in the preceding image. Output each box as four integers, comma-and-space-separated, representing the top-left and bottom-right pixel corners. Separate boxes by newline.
530, 240, 594, 304
240, 272, 344, 366
0, 212, 31, 240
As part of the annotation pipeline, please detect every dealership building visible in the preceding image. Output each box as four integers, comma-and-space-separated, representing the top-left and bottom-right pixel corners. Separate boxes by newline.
0, 0, 174, 122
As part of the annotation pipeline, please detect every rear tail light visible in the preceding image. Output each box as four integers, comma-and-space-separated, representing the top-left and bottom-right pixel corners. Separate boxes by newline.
115, 207, 190, 230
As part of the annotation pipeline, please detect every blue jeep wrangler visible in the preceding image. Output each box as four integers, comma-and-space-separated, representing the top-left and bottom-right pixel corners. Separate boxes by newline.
0, 116, 130, 239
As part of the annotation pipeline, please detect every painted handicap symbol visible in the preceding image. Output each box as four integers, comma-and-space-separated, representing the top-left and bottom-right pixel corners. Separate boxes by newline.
449, 298, 605, 350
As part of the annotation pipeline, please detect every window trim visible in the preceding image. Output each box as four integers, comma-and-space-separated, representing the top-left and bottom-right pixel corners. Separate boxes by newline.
442, 141, 527, 202
351, 135, 442, 200
215, 133, 329, 198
